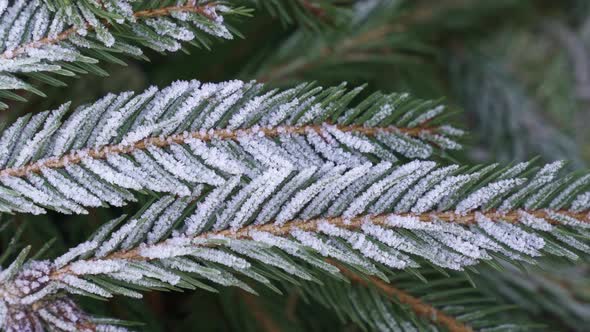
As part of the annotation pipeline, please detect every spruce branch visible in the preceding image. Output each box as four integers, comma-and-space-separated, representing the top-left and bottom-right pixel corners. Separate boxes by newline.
254, 24, 402, 84
1, 2, 222, 60
228, 265, 534, 332
248, 0, 421, 85
2, 159, 589, 330
0, 0, 247, 108
245, 0, 352, 30
0, 294, 107, 332
0, 124, 438, 179
0, 80, 460, 215
1, 1, 587, 331
333, 261, 473, 332
290, 266, 537, 332
0, 219, 128, 332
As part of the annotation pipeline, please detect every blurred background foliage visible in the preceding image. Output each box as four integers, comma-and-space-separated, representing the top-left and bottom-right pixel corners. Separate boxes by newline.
2, 0, 590, 330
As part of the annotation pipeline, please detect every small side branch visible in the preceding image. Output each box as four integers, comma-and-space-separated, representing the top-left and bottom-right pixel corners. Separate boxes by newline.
334, 262, 473, 332
0, 3, 219, 60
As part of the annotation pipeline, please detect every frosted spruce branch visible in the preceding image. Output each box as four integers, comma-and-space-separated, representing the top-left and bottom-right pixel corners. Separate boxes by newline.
0, 293, 117, 332
240, 265, 507, 332
1, 1, 230, 59
296, 265, 535, 332
0, 80, 461, 214
0, 0, 245, 108
0, 226, 128, 331
2, 160, 589, 330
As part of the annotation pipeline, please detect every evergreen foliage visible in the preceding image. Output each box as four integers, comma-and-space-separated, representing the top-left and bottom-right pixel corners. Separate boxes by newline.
0, 80, 459, 214
1, 0, 589, 331
0, 0, 248, 109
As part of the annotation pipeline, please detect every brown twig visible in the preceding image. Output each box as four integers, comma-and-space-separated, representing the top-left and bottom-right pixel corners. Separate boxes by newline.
333, 261, 473, 332
0, 124, 437, 178
205, 209, 590, 238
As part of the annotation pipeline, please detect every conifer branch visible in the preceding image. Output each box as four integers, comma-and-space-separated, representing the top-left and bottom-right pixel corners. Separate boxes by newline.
246, 0, 351, 29
0, 1, 246, 108
48, 207, 590, 278
195, 209, 590, 239
0, 123, 437, 179
0, 220, 129, 331
2, 159, 589, 330
256, 24, 400, 84
290, 266, 529, 332
2, 1, 587, 331
248, 1, 427, 85
335, 263, 473, 332
0, 295, 102, 332
0, 80, 460, 215
1, 2, 220, 61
